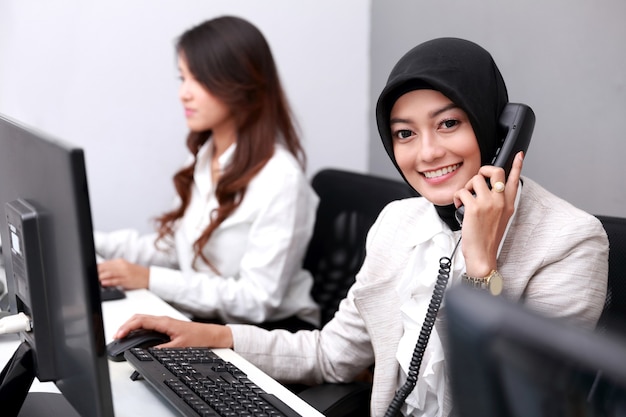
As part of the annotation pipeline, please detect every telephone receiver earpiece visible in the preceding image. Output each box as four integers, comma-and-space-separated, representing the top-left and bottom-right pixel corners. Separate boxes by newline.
454, 103, 535, 226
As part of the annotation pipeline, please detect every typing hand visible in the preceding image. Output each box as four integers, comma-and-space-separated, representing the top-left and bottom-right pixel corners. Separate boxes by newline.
98, 259, 149, 290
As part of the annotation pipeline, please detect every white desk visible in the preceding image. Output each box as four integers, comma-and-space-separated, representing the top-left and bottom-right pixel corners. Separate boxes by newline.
0, 286, 324, 417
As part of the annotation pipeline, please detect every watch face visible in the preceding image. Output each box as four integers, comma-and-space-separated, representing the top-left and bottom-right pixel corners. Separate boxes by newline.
488, 272, 503, 296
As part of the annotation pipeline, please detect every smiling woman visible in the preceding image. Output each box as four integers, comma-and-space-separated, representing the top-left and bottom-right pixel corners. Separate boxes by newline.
108, 37, 609, 417
389, 89, 481, 207
94, 16, 321, 331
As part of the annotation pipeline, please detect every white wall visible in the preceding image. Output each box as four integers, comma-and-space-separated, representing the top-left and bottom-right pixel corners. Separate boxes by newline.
369, 0, 626, 218
0, 1, 370, 233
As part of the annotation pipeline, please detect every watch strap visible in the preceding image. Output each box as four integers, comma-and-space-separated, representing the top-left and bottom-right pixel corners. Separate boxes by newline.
461, 269, 503, 296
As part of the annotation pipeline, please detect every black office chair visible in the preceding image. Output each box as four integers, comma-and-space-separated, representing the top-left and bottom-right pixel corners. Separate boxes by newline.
296, 168, 418, 417
595, 214, 626, 335
581, 215, 626, 407
303, 168, 418, 326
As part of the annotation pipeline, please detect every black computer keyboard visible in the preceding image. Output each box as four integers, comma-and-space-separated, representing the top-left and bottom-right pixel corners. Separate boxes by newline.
125, 346, 302, 417
100, 285, 125, 302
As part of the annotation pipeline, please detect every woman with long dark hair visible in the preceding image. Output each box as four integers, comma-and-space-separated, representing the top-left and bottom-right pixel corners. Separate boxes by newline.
96, 16, 320, 330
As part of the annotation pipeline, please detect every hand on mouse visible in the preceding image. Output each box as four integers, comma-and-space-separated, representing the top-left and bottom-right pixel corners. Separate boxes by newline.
114, 314, 234, 349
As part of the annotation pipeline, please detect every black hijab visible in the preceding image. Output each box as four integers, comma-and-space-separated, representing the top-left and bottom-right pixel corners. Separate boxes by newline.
375, 38, 509, 230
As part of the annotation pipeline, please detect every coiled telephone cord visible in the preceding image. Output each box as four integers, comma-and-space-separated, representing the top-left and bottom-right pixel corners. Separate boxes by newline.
383, 237, 461, 417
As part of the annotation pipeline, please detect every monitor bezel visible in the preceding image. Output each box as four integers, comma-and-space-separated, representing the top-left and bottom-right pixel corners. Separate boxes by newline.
0, 113, 114, 417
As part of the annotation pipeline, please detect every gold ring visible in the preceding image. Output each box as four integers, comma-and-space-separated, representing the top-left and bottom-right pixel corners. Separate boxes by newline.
493, 181, 505, 193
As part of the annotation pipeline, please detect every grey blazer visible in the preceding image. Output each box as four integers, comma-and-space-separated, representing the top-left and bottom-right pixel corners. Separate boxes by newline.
230, 177, 608, 417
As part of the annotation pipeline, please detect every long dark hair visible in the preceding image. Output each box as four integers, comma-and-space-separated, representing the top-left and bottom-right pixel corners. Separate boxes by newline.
154, 16, 305, 270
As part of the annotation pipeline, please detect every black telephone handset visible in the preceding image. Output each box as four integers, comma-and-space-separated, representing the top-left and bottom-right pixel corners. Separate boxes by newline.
454, 103, 535, 226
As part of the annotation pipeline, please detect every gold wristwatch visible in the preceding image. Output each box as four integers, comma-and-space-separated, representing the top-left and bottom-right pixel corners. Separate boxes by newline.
461, 269, 503, 296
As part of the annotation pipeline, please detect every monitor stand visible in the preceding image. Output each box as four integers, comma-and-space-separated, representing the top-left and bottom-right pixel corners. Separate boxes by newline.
18, 393, 80, 417
0, 341, 79, 417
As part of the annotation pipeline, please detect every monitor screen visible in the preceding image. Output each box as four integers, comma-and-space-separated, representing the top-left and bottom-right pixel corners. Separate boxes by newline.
0, 113, 114, 417
445, 285, 626, 417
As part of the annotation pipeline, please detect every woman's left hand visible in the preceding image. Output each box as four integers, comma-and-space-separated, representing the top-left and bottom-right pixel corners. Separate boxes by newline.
98, 258, 150, 290
453, 151, 524, 277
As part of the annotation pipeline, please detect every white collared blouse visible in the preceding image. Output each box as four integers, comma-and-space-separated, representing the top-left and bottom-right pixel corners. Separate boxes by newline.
95, 141, 320, 326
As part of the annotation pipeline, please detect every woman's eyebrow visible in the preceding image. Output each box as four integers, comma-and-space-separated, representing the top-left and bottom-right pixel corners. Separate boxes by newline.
390, 103, 460, 126
390, 117, 411, 125
430, 103, 459, 118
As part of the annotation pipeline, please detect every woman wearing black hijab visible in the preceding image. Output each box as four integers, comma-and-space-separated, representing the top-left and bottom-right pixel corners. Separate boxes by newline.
112, 38, 608, 416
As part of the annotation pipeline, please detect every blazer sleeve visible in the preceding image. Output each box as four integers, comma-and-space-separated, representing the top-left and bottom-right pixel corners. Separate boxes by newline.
518, 214, 608, 329
226, 204, 398, 384
500, 181, 609, 330
228, 273, 375, 384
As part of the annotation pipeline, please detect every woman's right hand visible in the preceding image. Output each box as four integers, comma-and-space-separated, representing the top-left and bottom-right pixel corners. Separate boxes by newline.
98, 259, 150, 290
114, 314, 234, 349
453, 151, 524, 277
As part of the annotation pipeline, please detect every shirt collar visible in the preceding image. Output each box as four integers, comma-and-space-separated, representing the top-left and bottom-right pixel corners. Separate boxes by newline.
194, 140, 237, 193
406, 202, 449, 248
215, 142, 236, 171
406, 179, 523, 250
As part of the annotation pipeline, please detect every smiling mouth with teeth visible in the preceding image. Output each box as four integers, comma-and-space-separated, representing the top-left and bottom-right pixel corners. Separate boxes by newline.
423, 163, 461, 179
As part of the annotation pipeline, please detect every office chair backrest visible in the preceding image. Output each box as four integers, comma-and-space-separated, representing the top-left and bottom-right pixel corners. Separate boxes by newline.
595, 214, 626, 334
303, 169, 418, 326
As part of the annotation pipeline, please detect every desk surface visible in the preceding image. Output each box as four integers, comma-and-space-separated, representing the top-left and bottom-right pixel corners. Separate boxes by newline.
0, 286, 323, 417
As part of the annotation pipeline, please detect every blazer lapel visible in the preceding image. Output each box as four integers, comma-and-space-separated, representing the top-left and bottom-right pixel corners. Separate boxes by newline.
354, 279, 403, 416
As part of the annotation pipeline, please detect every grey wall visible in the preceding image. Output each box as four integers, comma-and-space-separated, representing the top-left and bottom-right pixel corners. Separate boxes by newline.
0, 1, 370, 233
369, 0, 626, 218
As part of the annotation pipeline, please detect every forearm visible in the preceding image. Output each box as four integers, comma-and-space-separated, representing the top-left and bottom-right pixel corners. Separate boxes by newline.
94, 229, 176, 266
149, 266, 285, 323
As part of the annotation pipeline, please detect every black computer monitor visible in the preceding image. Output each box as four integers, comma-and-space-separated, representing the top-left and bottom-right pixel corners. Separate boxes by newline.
0, 113, 114, 417
445, 285, 626, 417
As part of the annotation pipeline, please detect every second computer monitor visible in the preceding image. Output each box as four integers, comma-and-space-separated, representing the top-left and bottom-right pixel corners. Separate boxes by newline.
446, 285, 626, 417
